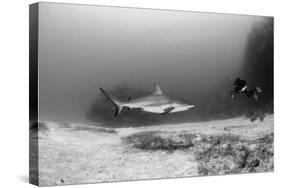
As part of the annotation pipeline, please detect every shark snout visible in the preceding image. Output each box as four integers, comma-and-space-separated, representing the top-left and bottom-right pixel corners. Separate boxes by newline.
187, 104, 195, 109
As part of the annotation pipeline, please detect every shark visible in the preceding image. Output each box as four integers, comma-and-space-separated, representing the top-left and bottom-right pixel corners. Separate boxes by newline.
99, 83, 195, 116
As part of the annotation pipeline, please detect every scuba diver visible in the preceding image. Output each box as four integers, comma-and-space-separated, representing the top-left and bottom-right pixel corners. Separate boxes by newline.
228, 77, 262, 101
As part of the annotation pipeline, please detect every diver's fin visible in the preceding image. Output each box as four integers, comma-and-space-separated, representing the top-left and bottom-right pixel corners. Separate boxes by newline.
153, 82, 163, 95
254, 93, 258, 101
254, 87, 262, 101
244, 87, 262, 101
256, 87, 262, 93
228, 90, 235, 99
161, 107, 175, 115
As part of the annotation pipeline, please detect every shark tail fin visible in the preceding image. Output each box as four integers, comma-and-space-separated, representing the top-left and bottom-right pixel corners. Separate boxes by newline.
99, 88, 124, 117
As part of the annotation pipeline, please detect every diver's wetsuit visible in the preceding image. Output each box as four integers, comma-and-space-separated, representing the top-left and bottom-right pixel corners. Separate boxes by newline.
233, 78, 247, 94
229, 78, 261, 101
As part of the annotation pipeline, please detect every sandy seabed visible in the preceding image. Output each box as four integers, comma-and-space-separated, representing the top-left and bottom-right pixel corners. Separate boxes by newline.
35, 115, 274, 186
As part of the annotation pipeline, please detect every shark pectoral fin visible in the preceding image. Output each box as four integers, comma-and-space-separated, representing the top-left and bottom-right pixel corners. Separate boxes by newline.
161, 107, 175, 115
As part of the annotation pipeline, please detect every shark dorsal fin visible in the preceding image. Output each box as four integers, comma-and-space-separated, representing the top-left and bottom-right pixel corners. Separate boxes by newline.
153, 83, 163, 95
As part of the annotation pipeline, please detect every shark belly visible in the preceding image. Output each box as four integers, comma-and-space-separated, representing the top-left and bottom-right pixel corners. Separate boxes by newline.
141, 104, 174, 114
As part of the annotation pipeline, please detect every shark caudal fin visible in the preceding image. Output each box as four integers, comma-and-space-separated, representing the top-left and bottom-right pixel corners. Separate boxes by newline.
99, 88, 124, 117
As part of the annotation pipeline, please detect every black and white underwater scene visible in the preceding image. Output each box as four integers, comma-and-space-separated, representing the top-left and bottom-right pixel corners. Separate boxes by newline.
31, 2, 274, 186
